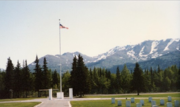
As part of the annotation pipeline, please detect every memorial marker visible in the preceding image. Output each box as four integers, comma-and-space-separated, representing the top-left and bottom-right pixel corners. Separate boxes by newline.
140, 100, 144, 106
126, 101, 131, 107
160, 99, 164, 105
118, 100, 122, 106
168, 96, 172, 102
167, 102, 172, 107
131, 97, 135, 103
151, 100, 156, 107
112, 98, 115, 104
174, 100, 179, 107
149, 97, 152, 102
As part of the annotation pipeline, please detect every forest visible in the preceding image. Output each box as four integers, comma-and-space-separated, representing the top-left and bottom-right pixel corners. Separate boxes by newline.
0, 54, 179, 98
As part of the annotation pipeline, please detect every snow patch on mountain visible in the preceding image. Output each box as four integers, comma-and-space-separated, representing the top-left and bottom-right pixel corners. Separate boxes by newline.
164, 39, 177, 51
150, 41, 159, 54
119, 57, 123, 59
55, 55, 60, 58
151, 52, 159, 58
93, 55, 106, 62
31, 62, 36, 65
73, 54, 78, 58
139, 46, 145, 57
106, 46, 125, 56
127, 50, 136, 59
139, 46, 148, 60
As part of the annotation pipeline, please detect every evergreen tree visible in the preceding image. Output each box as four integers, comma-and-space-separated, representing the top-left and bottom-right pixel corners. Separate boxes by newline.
70, 56, 78, 96
62, 71, 71, 95
42, 57, 51, 89
13, 61, 22, 98
132, 62, 145, 95
34, 56, 42, 97
121, 64, 131, 93
76, 54, 90, 96
0, 71, 5, 98
5, 58, 14, 97
22, 60, 33, 97
52, 70, 59, 89
116, 66, 121, 93
71, 54, 90, 97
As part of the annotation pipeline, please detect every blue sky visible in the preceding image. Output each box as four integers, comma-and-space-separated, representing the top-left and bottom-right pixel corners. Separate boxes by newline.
0, 1, 179, 69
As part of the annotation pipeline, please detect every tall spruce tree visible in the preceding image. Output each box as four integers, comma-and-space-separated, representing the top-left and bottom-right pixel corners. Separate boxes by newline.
70, 56, 77, 96
5, 58, 14, 96
13, 61, 22, 98
42, 57, 51, 89
22, 60, 32, 97
52, 70, 59, 89
121, 64, 131, 93
116, 66, 121, 93
34, 56, 42, 97
132, 62, 145, 95
71, 54, 90, 97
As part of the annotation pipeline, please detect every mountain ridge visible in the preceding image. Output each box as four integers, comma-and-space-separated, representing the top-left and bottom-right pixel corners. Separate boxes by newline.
28, 38, 180, 73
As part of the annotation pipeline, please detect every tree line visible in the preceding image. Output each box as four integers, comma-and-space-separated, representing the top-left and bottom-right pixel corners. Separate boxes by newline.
0, 56, 60, 98
0, 54, 180, 98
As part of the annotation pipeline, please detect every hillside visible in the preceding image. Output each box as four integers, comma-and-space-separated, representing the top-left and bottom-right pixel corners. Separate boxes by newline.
28, 38, 180, 73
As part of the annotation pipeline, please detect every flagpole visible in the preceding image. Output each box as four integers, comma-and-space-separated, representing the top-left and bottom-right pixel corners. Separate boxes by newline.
59, 19, 62, 92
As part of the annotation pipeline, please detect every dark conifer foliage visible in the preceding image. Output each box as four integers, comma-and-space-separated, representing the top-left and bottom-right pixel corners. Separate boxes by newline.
52, 70, 59, 89
4, 58, 14, 93
34, 55, 42, 97
70, 54, 91, 97
22, 60, 33, 98
0, 55, 180, 98
13, 61, 22, 98
116, 67, 121, 93
132, 62, 145, 95
70, 56, 77, 96
42, 57, 51, 89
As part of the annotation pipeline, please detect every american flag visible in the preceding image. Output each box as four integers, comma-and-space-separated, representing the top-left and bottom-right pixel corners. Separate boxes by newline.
59, 24, 68, 29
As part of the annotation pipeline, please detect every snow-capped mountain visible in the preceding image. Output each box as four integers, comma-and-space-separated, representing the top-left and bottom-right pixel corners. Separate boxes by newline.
87, 38, 180, 68
28, 38, 180, 72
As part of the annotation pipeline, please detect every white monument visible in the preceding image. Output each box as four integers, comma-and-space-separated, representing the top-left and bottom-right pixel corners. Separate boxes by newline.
49, 88, 52, 100
57, 92, 64, 99
69, 88, 73, 99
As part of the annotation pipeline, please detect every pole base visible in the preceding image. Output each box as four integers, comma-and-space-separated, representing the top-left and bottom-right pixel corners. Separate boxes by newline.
57, 92, 64, 99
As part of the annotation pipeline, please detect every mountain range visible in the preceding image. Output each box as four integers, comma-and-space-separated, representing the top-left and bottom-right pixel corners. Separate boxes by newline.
28, 38, 180, 73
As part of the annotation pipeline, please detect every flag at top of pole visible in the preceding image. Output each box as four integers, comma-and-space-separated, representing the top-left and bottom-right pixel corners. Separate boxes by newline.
59, 24, 69, 29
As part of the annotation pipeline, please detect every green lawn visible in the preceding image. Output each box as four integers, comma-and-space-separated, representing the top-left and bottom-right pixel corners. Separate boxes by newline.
0, 102, 40, 107
0, 98, 36, 102
71, 98, 180, 107
83, 93, 180, 98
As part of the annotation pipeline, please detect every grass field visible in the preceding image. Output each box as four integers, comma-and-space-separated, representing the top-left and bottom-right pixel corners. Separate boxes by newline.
83, 93, 180, 98
0, 102, 40, 107
71, 93, 180, 107
71, 98, 180, 107
0, 98, 36, 102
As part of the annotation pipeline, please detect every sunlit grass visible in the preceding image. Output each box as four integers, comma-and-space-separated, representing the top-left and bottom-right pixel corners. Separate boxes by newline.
0, 102, 40, 107
83, 93, 180, 98
71, 98, 180, 107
